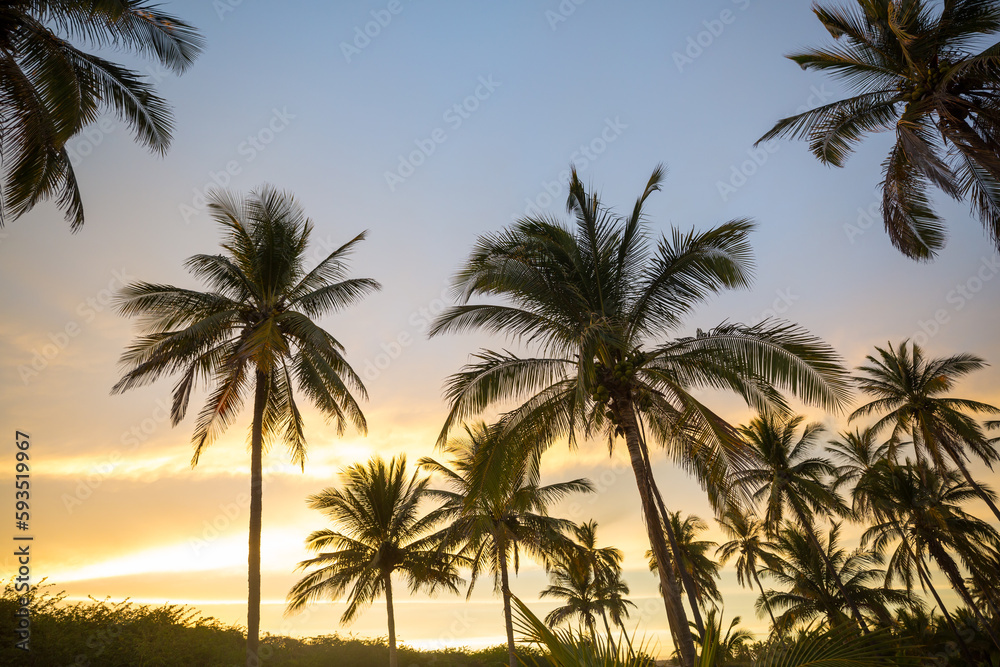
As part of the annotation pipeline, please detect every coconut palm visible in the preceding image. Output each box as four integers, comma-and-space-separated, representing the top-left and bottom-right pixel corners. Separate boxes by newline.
419, 421, 594, 667
428, 165, 851, 667
111, 187, 380, 667
0, 0, 202, 229
541, 546, 604, 638
758, 0, 1000, 260
716, 507, 781, 634
851, 340, 1000, 523
860, 460, 1000, 648
647, 512, 722, 613
734, 414, 871, 631
761, 523, 910, 631
285, 456, 464, 667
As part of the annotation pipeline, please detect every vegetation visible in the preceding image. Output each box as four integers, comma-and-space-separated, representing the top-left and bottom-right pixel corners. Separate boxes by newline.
420, 421, 594, 667
759, 0, 1000, 260
0, 0, 202, 229
428, 165, 851, 666
112, 187, 380, 666
286, 455, 466, 667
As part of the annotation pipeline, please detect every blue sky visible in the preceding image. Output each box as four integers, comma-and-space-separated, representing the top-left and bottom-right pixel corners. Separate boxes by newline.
2, 0, 999, 657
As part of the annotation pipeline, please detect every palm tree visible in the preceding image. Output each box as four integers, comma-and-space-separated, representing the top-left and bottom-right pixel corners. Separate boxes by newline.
0, 0, 203, 229
758, 0, 1000, 260
647, 512, 722, 613
860, 460, 1000, 649
851, 340, 1000, 523
545, 520, 635, 645
111, 187, 380, 667
692, 608, 755, 666
428, 165, 851, 667
419, 421, 594, 667
285, 456, 464, 667
761, 523, 910, 631
716, 507, 781, 634
734, 414, 871, 631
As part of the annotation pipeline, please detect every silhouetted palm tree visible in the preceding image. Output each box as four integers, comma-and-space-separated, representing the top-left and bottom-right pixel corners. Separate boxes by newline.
762, 523, 909, 631
0, 0, 202, 229
852, 340, 1000, 523
420, 421, 593, 667
716, 507, 781, 633
647, 512, 721, 613
429, 166, 851, 667
759, 0, 1000, 260
112, 187, 379, 666
735, 414, 869, 630
286, 456, 465, 667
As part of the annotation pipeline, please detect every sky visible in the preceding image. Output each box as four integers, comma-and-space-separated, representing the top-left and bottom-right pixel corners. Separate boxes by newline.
2, 0, 1000, 659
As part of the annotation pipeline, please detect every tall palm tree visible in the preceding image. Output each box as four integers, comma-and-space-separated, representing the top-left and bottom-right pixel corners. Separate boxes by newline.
647, 512, 722, 613
734, 414, 871, 631
716, 507, 781, 634
428, 166, 851, 667
860, 460, 1000, 648
761, 523, 910, 631
0, 0, 203, 229
851, 340, 1000, 523
758, 0, 1000, 260
111, 187, 380, 667
285, 456, 465, 667
419, 421, 594, 667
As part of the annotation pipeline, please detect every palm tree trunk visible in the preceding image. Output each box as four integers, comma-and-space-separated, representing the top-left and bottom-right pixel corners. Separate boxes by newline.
600, 608, 616, 653
752, 569, 779, 634
617, 398, 697, 667
913, 552, 976, 663
384, 572, 398, 667
641, 444, 706, 637
498, 545, 517, 667
926, 540, 1000, 648
794, 508, 870, 633
246, 369, 267, 667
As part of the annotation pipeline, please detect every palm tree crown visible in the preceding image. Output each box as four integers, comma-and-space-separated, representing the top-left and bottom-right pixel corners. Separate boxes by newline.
759, 0, 1000, 260
0, 0, 203, 229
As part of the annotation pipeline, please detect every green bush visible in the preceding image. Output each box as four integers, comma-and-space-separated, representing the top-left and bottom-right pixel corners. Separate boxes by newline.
0, 580, 553, 666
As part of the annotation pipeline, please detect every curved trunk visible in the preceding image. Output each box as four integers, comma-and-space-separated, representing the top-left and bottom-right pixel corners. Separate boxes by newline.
913, 550, 976, 663
385, 572, 398, 667
926, 539, 1000, 649
246, 369, 267, 667
793, 506, 870, 633
752, 568, 779, 634
616, 395, 697, 667
600, 607, 616, 652
498, 545, 517, 667
642, 446, 706, 637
